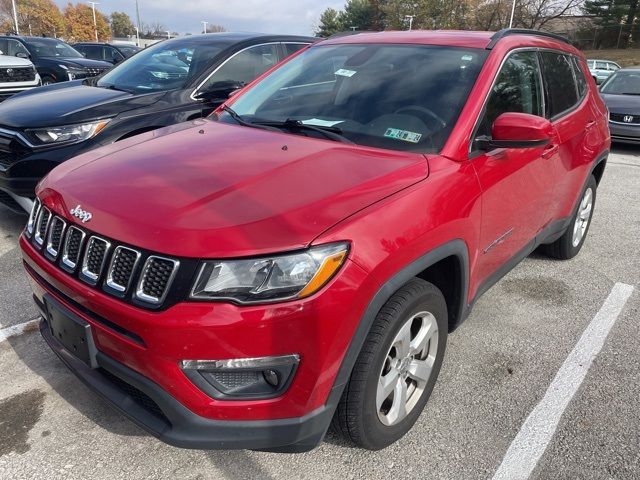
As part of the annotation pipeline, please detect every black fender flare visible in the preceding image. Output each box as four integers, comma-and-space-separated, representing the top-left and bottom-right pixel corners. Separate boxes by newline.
324, 238, 469, 408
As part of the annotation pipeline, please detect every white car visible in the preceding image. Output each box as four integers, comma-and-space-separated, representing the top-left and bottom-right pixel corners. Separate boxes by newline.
0, 53, 41, 100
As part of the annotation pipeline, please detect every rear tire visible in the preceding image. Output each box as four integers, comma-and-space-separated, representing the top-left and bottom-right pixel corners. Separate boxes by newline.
543, 175, 597, 260
332, 278, 447, 450
41, 75, 55, 86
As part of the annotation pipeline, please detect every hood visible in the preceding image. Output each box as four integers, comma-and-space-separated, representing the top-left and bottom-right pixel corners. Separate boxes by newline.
601, 93, 640, 113
41, 56, 113, 69
0, 84, 164, 128
0, 55, 34, 67
39, 120, 429, 258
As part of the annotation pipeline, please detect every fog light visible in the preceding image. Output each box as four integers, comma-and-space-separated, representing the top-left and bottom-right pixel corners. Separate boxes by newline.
263, 369, 279, 387
180, 354, 299, 400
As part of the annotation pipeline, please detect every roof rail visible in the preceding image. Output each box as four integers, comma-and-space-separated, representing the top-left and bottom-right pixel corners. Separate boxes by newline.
486, 28, 571, 49
326, 30, 377, 40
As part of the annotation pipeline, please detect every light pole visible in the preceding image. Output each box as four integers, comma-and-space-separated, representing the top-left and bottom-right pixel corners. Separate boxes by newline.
405, 15, 415, 31
10, 0, 19, 35
135, 0, 142, 38
202, 21, 208, 34
88, 1, 100, 41
509, 0, 516, 28
135, 26, 140, 47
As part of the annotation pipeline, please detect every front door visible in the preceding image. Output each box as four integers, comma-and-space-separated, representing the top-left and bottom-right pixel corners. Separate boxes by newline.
470, 50, 558, 291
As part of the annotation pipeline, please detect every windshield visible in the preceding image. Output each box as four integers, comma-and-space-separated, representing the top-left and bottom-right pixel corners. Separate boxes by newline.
98, 39, 223, 94
221, 44, 487, 153
600, 71, 640, 95
26, 38, 83, 58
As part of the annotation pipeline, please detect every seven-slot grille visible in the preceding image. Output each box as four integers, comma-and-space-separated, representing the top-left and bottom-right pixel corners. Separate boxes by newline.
26, 201, 179, 307
0, 66, 36, 82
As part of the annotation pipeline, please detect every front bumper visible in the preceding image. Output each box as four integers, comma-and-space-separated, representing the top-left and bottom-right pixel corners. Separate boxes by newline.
609, 122, 640, 144
40, 318, 333, 451
21, 233, 373, 449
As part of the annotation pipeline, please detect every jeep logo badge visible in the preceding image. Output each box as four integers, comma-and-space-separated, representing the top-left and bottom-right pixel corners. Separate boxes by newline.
623, 115, 634, 123
70, 205, 92, 223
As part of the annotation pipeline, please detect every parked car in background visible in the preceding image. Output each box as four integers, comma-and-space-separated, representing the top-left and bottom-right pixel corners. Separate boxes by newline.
0, 52, 41, 100
0, 36, 112, 86
0, 32, 316, 213
587, 59, 620, 84
20, 29, 609, 452
73, 42, 142, 65
600, 67, 640, 143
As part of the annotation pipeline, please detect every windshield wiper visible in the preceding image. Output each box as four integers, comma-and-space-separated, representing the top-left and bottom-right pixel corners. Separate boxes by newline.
219, 105, 281, 132
253, 119, 354, 144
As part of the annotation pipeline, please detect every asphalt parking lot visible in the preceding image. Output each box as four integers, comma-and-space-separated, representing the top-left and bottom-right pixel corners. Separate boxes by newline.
0, 146, 638, 480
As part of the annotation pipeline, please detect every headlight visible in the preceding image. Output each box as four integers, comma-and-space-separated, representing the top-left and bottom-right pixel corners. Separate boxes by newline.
190, 242, 349, 304
59, 64, 86, 80
26, 119, 110, 146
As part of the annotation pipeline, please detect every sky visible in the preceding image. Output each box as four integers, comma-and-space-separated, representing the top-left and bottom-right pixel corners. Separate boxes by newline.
54, 0, 347, 36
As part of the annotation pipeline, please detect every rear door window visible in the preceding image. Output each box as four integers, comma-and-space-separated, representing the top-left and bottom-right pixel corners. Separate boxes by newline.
595, 61, 607, 70
474, 50, 543, 144
82, 45, 103, 61
540, 51, 579, 118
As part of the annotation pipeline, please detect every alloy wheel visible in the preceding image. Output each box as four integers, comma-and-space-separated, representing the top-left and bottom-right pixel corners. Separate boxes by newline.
376, 311, 439, 426
572, 187, 593, 247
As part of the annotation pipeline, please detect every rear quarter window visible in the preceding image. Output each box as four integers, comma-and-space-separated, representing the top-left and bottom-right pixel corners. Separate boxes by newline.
540, 51, 579, 118
572, 57, 588, 98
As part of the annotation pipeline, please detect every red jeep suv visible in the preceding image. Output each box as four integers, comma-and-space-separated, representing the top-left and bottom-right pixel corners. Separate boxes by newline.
20, 29, 609, 452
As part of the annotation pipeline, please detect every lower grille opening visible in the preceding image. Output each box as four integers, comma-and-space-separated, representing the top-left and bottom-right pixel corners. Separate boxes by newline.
99, 368, 170, 424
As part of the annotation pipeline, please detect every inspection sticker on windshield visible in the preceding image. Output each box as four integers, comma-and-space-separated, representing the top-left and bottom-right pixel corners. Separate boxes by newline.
335, 68, 357, 77
384, 128, 422, 143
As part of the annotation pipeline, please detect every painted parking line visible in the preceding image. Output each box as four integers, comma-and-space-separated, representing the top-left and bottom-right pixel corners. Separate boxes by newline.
492, 282, 635, 480
0, 318, 41, 343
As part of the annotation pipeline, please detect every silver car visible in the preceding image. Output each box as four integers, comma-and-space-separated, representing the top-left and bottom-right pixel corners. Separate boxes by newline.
587, 59, 621, 85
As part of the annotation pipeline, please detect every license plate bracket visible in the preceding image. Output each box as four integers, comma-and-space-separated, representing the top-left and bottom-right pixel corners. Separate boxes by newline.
44, 294, 98, 368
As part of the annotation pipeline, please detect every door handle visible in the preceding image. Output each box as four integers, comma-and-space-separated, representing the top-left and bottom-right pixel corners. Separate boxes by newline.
542, 144, 559, 159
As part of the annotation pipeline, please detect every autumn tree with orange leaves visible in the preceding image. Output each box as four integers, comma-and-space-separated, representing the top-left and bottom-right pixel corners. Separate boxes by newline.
0, 0, 65, 36
64, 2, 110, 42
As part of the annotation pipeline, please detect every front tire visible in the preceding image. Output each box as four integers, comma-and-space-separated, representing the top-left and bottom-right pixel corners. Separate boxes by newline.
41, 75, 56, 86
332, 278, 447, 450
543, 175, 597, 260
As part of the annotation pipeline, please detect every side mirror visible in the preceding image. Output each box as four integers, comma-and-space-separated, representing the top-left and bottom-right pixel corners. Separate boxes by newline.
15, 52, 29, 59
195, 80, 245, 102
476, 112, 552, 150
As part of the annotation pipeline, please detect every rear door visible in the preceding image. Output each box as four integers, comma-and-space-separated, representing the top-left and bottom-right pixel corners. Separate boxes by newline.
471, 50, 557, 285
539, 51, 597, 222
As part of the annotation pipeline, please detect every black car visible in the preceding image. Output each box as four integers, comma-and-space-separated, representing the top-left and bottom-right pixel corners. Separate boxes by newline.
73, 42, 142, 65
0, 36, 112, 86
0, 33, 315, 213
600, 67, 640, 144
